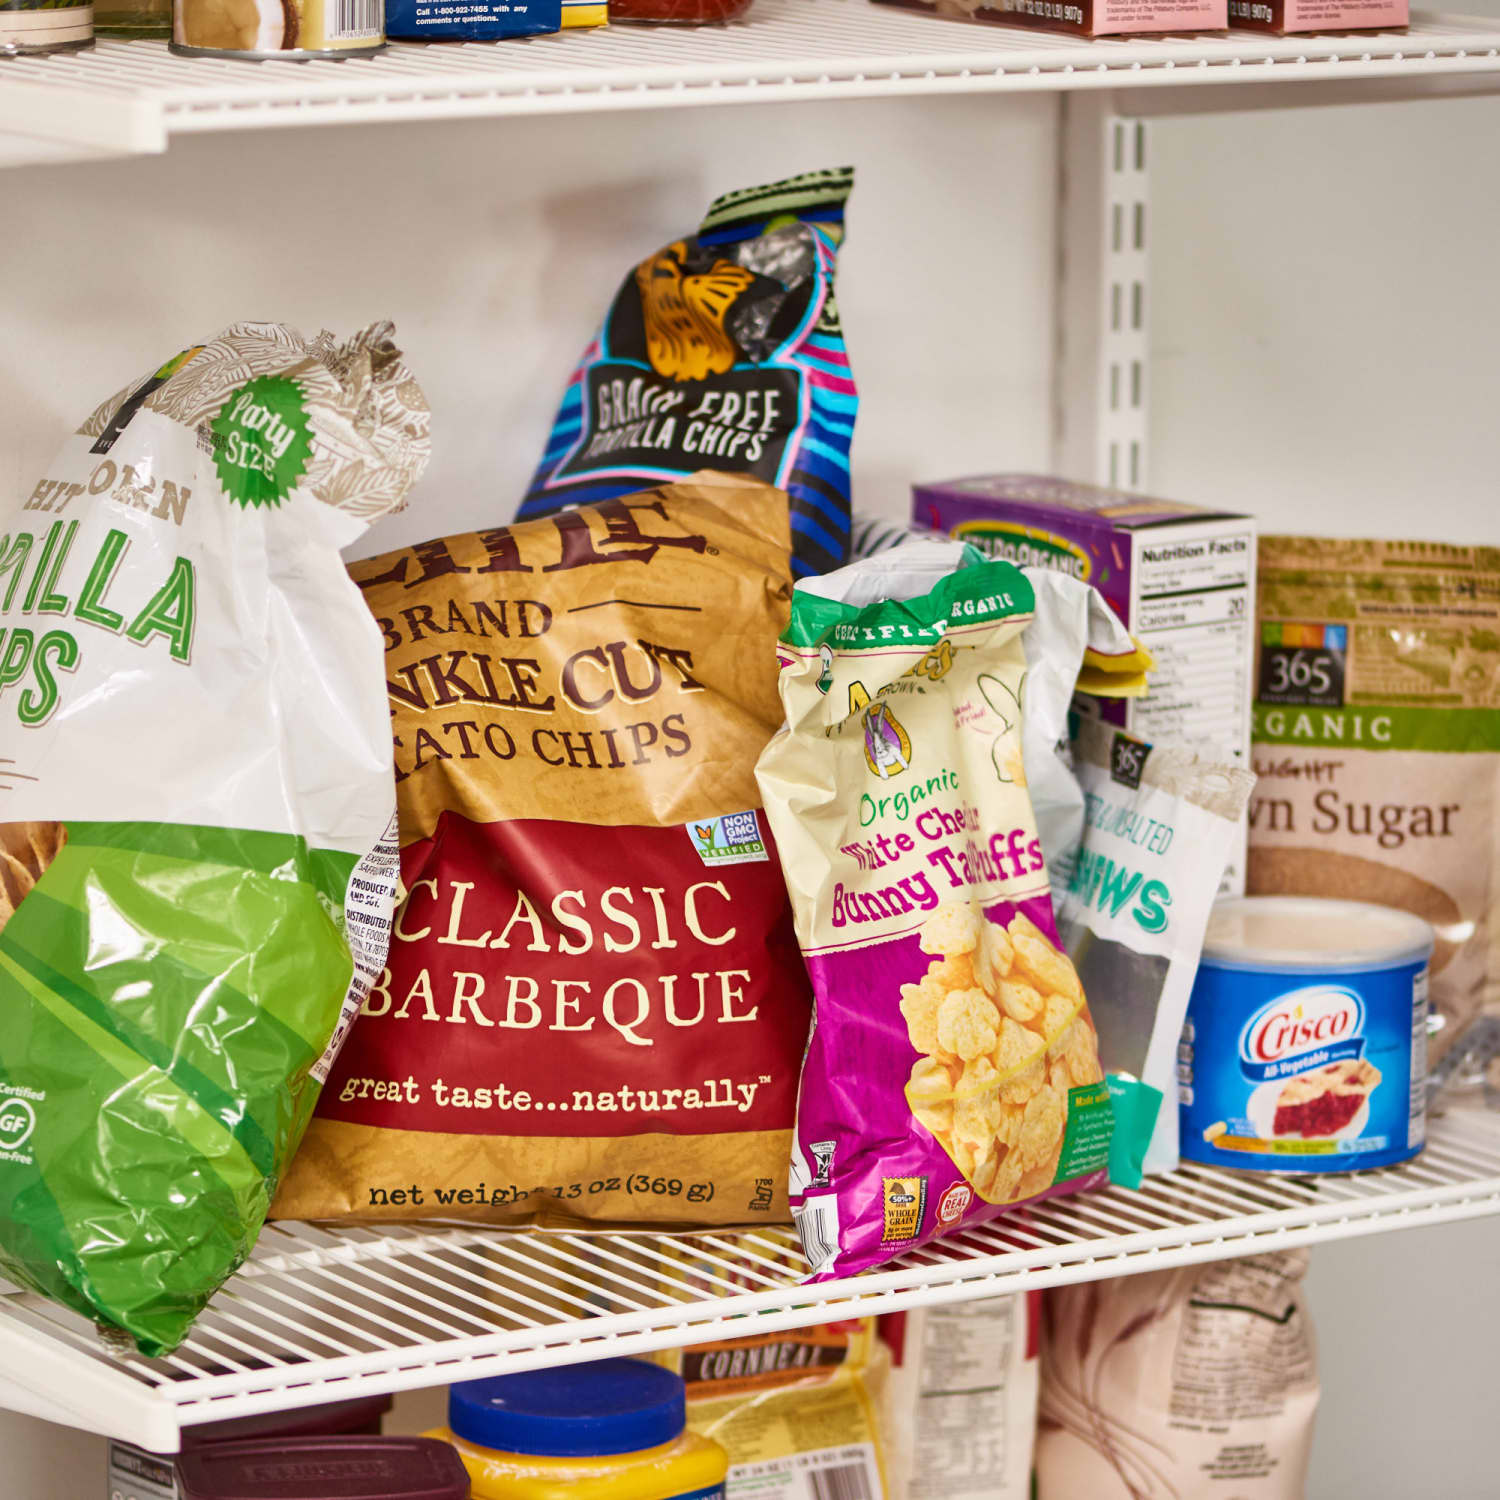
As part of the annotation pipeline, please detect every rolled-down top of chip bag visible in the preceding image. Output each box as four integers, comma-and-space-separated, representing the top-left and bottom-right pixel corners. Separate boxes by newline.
1059, 719, 1256, 1185
756, 546, 1113, 1280
844, 526, 1154, 892
516, 168, 857, 581
272, 473, 815, 1231
0, 322, 429, 1355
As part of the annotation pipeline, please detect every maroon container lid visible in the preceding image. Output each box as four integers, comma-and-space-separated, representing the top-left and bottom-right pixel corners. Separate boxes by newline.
176, 1436, 470, 1500
182, 1395, 395, 1448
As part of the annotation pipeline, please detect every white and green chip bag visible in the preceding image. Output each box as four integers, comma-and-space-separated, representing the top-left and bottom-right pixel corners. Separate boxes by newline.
1057, 718, 1255, 1185
0, 322, 428, 1355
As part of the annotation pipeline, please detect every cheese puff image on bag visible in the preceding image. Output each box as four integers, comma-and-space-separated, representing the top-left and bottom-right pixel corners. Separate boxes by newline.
756, 545, 1113, 1277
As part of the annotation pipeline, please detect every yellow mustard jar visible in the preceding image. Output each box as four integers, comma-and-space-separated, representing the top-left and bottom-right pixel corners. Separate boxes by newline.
431, 1358, 728, 1500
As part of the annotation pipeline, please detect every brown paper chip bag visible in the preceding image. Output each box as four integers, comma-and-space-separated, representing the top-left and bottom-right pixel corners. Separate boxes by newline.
275, 473, 814, 1229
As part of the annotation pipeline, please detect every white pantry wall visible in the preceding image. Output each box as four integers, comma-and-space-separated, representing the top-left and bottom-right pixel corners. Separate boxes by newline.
0, 90, 1060, 554
1147, 92, 1500, 546
1147, 92, 1500, 1500
1, 70, 1499, 1500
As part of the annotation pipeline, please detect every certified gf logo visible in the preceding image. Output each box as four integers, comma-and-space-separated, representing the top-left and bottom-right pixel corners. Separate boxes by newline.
0, 1098, 36, 1152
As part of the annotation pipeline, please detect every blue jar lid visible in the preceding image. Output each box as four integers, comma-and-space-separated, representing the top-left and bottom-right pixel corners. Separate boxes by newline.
449, 1358, 687, 1457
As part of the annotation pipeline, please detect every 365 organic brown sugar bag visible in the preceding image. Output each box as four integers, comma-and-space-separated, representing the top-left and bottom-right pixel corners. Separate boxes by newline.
1249, 537, 1500, 1061
274, 473, 813, 1228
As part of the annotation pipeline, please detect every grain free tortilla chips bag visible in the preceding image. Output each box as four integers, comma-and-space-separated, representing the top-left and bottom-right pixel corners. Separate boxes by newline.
517, 169, 857, 582
0, 322, 428, 1355
274, 473, 814, 1229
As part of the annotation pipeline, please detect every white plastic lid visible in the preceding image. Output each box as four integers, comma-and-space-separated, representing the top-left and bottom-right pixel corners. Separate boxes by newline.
1203, 896, 1435, 971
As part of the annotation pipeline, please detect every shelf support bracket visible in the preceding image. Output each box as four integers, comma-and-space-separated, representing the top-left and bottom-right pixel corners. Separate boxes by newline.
1052, 93, 1150, 491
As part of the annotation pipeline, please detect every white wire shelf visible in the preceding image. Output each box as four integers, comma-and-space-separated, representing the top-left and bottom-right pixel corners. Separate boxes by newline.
4, 2, 1500, 167
0, 1105, 1497, 1452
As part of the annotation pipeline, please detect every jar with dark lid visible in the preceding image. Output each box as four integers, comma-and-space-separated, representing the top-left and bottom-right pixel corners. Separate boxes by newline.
176, 1436, 471, 1500
606, 0, 752, 26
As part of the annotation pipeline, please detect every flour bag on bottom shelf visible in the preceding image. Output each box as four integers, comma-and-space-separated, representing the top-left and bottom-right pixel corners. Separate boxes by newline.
756, 548, 1113, 1279
0, 322, 427, 1355
1038, 1251, 1320, 1500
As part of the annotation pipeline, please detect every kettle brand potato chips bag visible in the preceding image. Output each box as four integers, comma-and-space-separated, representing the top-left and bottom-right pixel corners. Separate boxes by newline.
0, 322, 428, 1355
516, 169, 857, 581
756, 550, 1113, 1279
274, 473, 813, 1228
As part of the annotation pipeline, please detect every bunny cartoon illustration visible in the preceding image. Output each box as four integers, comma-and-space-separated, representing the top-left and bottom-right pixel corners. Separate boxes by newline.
864, 700, 912, 779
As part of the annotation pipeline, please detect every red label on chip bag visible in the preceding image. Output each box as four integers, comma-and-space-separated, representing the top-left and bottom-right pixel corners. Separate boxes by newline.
320, 814, 806, 1138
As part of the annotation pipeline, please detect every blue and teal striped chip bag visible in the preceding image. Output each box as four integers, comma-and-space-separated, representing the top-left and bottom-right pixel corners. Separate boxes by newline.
517, 167, 857, 579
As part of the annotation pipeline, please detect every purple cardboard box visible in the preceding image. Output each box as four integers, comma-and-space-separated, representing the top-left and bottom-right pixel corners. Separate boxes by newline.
912, 474, 1257, 891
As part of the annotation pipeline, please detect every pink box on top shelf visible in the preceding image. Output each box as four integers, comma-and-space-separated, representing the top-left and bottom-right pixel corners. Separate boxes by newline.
871, 0, 1225, 40
1227, 0, 1405, 32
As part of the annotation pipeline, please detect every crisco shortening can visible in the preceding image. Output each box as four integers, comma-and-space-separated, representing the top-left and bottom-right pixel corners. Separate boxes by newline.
1180, 896, 1433, 1173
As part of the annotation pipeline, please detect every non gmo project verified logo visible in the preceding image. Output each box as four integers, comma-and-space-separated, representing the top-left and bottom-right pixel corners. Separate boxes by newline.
689, 810, 770, 867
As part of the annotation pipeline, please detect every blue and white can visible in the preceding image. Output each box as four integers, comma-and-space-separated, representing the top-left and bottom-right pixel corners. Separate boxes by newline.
1180, 897, 1433, 1173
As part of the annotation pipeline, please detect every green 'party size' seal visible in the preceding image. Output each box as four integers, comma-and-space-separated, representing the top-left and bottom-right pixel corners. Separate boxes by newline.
211, 375, 313, 509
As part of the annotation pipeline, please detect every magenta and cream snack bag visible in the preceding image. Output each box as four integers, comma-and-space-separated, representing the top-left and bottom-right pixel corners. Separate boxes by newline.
756, 547, 1113, 1279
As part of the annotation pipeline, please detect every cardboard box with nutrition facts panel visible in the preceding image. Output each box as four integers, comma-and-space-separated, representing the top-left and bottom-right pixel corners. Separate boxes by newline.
911, 474, 1257, 894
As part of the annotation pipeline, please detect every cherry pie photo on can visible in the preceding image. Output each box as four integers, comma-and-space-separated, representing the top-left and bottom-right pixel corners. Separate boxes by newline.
1179, 896, 1433, 1174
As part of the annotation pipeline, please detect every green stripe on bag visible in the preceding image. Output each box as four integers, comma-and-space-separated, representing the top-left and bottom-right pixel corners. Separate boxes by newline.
64, 820, 358, 912
0, 914, 276, 1178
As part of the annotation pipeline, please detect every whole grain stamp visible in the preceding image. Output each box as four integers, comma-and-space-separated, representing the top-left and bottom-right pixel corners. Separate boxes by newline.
1249, 538, 1500, 1060
274, 473, 814, 1228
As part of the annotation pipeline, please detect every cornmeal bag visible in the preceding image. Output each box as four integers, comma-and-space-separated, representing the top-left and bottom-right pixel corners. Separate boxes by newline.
274, 474, 813, 1229
756, 550, 1112, 1279
0, 322, 428, 1355
517, 169, 857, 580
665, 1312, 891, 1500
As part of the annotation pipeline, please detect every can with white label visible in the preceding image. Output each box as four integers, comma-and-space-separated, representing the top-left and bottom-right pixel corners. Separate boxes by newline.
1179, 896, 1432, 1173
170, 0, 382, 59
1, 0, 92, 54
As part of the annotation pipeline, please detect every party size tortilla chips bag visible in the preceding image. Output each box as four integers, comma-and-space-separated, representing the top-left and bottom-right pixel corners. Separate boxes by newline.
517, 169, 857, 581
0, 322, 428, 1354
756, 549, 1113, 1278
